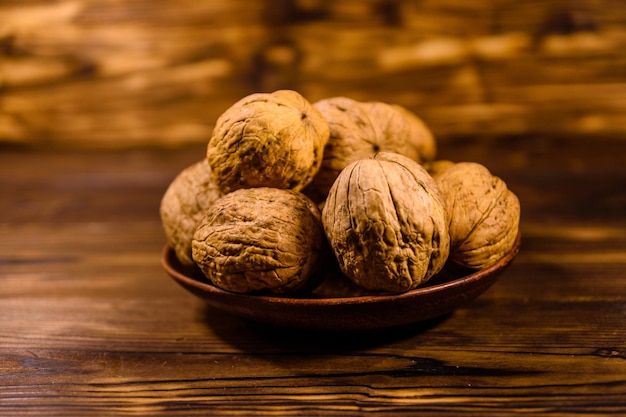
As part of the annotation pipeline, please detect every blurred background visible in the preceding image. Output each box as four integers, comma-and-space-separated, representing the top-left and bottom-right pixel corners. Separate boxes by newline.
1, 0, 625, 149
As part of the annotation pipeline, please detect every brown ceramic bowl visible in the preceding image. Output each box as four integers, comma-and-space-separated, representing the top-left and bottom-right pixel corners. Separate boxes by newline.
162, 231, 520, 331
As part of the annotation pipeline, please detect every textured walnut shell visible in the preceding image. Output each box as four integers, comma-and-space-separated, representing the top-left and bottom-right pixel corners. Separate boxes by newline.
322, 151, 450, 293
206, 90, 329, 194
160, 160, 223, 265
304, 97, 436, 203
434, 162, 520, 270
361, 101, 437, 161
192, 188, 324, 294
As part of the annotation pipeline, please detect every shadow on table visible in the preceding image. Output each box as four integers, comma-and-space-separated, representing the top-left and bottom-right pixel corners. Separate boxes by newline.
201, 305, 451, 354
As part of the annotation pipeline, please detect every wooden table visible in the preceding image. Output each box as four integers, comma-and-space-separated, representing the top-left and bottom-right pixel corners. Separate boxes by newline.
1, 136, 625, 415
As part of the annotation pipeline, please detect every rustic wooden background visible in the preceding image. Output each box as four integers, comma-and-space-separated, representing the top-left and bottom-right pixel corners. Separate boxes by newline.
1, 0, 625, 148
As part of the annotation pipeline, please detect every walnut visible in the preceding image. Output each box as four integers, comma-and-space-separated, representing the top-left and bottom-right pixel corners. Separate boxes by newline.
361, 101, 437, 161
423, 159, 455, 178
160, 160, 223, 265
192, 187, 324, 295
433, 162, 520, 270
304, 97, 436, 202
322, 151, 450, 293
206, 90, 329, 194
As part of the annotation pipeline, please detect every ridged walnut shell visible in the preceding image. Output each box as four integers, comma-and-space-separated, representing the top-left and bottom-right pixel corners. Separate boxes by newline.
322, 151, 450, 293
433, 162, 521, 270
304, 97, 436, 203
160, 160, 223, 265
206, 90, 329, 194
192, 187, 324, 294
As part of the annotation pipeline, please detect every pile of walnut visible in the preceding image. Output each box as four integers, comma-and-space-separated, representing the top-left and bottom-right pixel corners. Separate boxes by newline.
160, 90, 520, 297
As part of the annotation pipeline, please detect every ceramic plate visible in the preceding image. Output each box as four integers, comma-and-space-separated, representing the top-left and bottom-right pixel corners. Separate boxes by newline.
162, 231, 520, 331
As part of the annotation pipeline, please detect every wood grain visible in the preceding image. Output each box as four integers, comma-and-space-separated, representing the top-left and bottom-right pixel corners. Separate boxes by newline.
2, 0, 626, 147
1, 136, 625, 415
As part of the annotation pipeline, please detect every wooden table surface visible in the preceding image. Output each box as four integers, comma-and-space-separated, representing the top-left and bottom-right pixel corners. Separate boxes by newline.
1, 136, 625, 416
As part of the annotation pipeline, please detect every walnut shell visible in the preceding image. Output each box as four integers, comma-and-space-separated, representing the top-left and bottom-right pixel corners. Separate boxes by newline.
322, 151, 450, 293
304, 97, 436, 203
160, 160, 223, 265
192, 187, 324, 294
423, 159, 455, 178
206, 90, 330, 194
434, 162, 520, 270
361, 101, 437, 161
